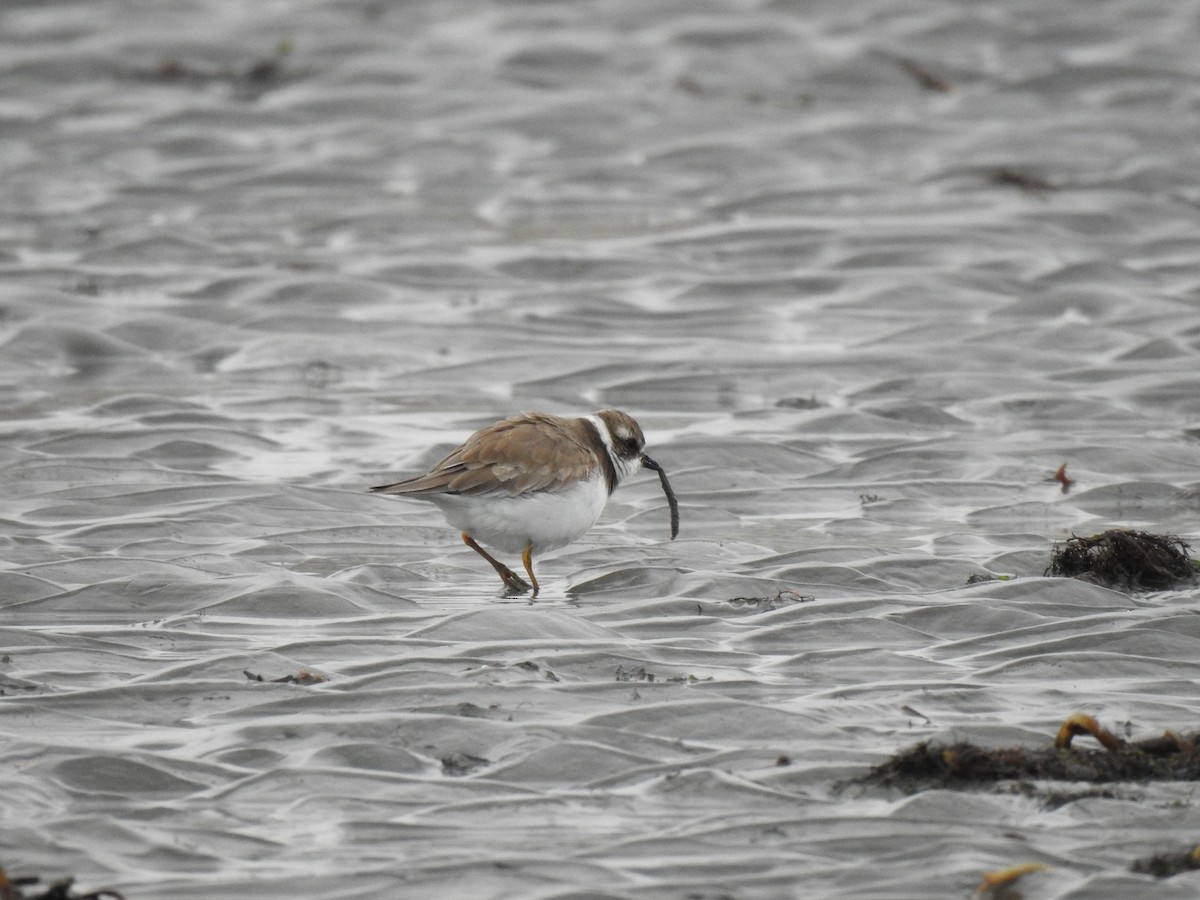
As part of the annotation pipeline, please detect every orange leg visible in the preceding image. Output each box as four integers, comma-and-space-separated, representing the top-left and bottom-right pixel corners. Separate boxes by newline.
521, 541, 539, 599
461, 532, 531, 593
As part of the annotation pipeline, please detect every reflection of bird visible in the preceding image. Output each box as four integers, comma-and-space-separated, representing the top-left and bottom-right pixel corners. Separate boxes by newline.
370, 410, 679, 597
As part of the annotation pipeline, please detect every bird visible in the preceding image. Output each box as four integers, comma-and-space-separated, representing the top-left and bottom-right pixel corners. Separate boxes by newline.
370, 409, 679, 597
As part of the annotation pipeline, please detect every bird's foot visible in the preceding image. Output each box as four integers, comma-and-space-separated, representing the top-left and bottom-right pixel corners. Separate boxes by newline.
497, 567, 533, 595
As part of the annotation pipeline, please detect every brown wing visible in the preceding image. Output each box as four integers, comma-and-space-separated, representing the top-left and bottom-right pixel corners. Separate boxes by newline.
370, 412, 599, 497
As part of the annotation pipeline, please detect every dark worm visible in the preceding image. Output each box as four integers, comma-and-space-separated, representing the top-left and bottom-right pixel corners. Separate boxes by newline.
640, 454, 679, 539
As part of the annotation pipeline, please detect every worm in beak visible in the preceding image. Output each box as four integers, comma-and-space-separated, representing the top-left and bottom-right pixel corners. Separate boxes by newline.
640, 454, 679, 539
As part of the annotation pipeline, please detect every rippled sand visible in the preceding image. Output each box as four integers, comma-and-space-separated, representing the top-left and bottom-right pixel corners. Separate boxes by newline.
4, 0, 1200, 897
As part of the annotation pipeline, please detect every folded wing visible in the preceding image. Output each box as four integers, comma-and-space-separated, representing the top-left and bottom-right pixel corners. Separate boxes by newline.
370, 413, 598, 498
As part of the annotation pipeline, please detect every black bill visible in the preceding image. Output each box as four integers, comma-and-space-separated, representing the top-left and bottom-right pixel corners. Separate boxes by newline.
640, 454, 679, 540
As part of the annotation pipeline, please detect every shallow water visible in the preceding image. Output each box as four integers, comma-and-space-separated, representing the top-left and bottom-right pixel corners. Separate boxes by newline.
4, 0, 1200, 897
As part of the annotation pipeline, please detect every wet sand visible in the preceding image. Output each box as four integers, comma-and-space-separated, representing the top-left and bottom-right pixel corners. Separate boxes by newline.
3, 0, 1200, 897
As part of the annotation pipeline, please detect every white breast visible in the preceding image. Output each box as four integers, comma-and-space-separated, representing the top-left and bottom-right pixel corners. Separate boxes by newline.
426, 475, 611, 554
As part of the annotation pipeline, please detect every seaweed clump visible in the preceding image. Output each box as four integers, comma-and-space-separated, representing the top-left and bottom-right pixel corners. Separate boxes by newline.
855, 714, 1200, 793
1044, 529, 1197, 590
0, 870, 123, 900
1130, 845, 1200, 879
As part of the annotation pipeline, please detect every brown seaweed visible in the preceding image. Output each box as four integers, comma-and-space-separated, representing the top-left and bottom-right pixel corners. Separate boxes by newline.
0, 871, 124, 900
1045, 529, 1196, 590
1130, 845, 1200, 879
855, 714, 1200, 793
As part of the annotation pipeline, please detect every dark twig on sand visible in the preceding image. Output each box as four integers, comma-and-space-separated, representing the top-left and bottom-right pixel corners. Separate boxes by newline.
895, 57, 953, 92
990, 167, 1055, 194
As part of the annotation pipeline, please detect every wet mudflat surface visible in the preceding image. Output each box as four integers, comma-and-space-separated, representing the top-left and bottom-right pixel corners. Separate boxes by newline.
3, 0, 1200, 896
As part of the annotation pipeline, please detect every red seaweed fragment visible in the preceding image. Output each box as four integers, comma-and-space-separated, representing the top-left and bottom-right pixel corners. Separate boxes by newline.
1052, 462, 1073, 493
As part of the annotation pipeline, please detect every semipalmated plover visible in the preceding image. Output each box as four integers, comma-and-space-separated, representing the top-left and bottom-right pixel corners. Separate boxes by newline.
371, 409, 679, 597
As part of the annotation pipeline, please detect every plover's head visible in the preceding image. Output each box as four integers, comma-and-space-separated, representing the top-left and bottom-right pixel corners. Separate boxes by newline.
591, 409, 679, 540
593, 409, 647, 481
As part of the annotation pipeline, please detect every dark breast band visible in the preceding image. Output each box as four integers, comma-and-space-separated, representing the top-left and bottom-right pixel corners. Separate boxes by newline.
579, 417, 618, 495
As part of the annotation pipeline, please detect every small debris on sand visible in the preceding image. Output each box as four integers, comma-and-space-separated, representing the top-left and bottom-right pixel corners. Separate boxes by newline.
990, 168, 1055, 194
243, 669, 328, 685
726, 589, 814, 610
976, 862, 1047, 896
